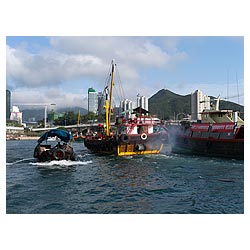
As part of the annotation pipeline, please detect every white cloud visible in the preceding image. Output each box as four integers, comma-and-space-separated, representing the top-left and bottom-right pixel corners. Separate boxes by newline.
49, 36, 187, 68
6, 45, 106, 88
11, 88, 88, 109
6, 36, 189, 108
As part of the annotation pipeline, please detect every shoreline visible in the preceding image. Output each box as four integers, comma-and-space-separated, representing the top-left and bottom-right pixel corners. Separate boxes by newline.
6, 136, 39, 141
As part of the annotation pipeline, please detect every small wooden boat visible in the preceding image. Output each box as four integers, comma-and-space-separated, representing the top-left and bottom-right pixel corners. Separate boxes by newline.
34, 129, 76, 162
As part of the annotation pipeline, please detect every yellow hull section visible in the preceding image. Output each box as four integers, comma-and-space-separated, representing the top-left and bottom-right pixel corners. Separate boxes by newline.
117, 143, 164, 156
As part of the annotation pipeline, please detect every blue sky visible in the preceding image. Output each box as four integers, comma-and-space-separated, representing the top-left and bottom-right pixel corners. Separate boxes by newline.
6, 36, 244, 109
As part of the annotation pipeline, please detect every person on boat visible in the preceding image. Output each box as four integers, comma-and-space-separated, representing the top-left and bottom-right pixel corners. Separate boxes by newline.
97, 124, 104, 138
109, 127, 114, 136
86, 129, 92, 136
62, 143, 71, 151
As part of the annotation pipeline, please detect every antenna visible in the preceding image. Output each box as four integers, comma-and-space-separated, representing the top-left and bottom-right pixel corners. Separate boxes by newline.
227, 69, 229, 100
227, 69, 229, 109
236, 71, 240, 104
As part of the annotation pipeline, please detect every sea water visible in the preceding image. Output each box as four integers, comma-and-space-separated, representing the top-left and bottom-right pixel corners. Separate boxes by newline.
6, 140, 244, 213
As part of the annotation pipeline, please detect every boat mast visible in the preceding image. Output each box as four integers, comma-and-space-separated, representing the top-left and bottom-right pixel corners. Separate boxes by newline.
106, 60, 115, 136
77, 110, 80, 126
104, 86, 109, 135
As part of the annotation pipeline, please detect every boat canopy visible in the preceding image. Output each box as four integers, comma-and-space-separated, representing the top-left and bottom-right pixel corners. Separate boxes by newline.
132, 107, 150, 115
38, 129, 72, 143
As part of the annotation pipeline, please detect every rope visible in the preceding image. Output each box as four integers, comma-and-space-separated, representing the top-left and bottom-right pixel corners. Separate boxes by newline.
115, 66, 126, 101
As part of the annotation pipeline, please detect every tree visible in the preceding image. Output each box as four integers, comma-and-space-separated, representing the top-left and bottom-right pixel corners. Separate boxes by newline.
54, 112, 78, 126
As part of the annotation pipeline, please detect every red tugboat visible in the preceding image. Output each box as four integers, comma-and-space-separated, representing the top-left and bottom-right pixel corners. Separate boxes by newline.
169, 97, 244, 159
84, 60, 166, 156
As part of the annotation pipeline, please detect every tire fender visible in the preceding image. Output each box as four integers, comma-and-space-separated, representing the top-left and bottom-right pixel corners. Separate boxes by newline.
120, 134, 129, 143
141, 133, 147, 140
53, 149, 65, 160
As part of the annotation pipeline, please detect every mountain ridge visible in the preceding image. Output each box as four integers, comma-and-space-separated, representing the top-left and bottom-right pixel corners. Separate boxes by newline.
21, 89, 244, 121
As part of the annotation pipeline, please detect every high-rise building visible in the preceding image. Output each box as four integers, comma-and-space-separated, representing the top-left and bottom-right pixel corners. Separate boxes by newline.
136, 94, 148, 111
97, 91, 105, 114
191, 89, 210, 120
6, 89, 11, 119
88, 87, 98, 114
120, 99, 133, 118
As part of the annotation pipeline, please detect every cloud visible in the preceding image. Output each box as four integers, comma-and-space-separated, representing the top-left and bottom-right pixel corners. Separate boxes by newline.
6, 36, 189, 108
6, 44, 106, 88
7, 37, 188, 87
50, 36, 187, 68
12, 88, 88, 108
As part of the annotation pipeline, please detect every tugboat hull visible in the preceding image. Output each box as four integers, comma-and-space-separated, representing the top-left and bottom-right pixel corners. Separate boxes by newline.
84, 133, 163, 156
117, 134, 163, 156
173, 136, 244, 160
168, 124, 244, 160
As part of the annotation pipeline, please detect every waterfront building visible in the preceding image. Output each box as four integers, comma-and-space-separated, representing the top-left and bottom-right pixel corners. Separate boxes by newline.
6, 89, 11, 119
191, 89, 210, 120
88, 87, 98, 114
137, 94, 148, 111
10, 105, 23, 124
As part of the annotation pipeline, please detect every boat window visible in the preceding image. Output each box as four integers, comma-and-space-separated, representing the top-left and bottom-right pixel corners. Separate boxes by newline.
137, 126, 144, 134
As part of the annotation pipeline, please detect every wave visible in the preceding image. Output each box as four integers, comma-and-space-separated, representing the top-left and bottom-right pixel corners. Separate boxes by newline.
30, 159, 92, 167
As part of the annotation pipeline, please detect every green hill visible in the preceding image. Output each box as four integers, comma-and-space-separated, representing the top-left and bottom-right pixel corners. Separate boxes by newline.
149, 89, 244, 120
149, 89, 191, 119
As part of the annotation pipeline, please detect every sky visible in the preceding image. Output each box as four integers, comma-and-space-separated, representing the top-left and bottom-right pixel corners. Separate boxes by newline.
6, 36, 244, 110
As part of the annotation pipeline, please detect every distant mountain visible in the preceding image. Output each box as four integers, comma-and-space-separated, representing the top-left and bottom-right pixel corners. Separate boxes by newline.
21, 108, 45, 122
149, 89, 244, 120
21, 89, 244, 122
21, 107, 88, 122
149, 89, 191, 119
58, 107, 88, 115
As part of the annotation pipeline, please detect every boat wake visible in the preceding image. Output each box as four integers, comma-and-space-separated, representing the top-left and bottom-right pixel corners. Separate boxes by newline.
30, 159, 92, 167
6, 158, 35, 166
144, 153, 173, 159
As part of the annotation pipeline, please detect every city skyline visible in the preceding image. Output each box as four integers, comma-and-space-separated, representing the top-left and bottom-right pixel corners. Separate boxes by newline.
6, 36, 244, 109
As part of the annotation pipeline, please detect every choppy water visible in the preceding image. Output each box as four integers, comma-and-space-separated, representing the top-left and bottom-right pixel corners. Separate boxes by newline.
6, 140, 244, 213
